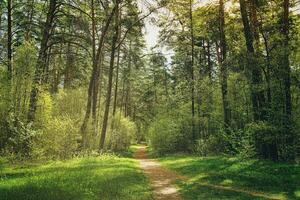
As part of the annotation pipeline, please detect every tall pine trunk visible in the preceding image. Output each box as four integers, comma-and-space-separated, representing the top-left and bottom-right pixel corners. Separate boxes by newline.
27, 0, 57, 122
99, 0, 120, 150
239, 0, 266, 122
281, 0, 294, 161
7, 0, 12, 80
80, 4, 116, 148
219, 0, 231, 131
189, 0, 196, 143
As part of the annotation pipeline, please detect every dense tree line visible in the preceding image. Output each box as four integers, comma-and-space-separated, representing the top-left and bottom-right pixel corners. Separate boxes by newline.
0, 0, 299, 162
147, 0, 300, 161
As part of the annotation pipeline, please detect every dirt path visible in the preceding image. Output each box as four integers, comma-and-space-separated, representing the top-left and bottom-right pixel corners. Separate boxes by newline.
134, 146, 182, 200
134, 146, 285, 200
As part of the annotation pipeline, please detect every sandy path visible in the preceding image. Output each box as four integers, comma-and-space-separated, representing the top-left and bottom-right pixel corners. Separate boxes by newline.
134, 146, 182, 200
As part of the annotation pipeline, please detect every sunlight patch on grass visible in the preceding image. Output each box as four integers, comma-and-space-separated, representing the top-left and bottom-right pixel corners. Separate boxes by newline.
220, 179, 233, 186
157, 154, 300, 200
294, 190, 300, 198
0, 156, 153, 200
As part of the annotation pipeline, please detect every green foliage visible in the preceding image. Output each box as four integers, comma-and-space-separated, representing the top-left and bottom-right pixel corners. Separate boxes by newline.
1, 112, 36, 158
107, 113, 136, 152
195, 136, 223, 157
53, 88, 86, 119
11, 41, 37, 119
34, 91, 53, 128
32, 89, 86, 159
34, 116, 79, 159
147, 107, 193, 155
148, 116, 180, 155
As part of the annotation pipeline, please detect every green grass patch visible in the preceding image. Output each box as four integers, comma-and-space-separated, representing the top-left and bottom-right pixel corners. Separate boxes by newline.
157, 155, 300, 200
0, 155, 153, 200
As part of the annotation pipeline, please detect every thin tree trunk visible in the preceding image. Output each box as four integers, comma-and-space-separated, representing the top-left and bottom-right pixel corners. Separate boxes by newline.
113, 8, 122, 116
282, 0, 294, 161
219, 0, 231, 130
189, 0, 196, 142
99, 0, 120, 150
7, 0, 12, 80
80, 4, 116, 147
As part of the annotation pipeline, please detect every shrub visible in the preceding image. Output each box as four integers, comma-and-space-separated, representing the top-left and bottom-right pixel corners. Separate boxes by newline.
2, 112, 36, 158
195, 135, 223, 156
34, 91, 53, 128
147, 109, 194, 156
106, 113, 136, 151
34, 116, 79, 159
148, 117, 179, 155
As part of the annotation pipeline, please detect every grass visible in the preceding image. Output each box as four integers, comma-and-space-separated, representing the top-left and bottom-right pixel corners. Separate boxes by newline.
157, 154, 300, 200
0, 155, 153, 200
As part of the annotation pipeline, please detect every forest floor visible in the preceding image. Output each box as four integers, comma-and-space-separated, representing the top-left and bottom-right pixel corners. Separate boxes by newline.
155, 152, 300, 200
134, 145, 182, 200
1, 146, 299, 200
0, 155, 153, 200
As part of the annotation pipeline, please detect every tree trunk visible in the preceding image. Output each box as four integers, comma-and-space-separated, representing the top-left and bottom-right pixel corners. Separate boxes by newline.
99, 0, 120, 150
219, 0, 231, 131
64, 43, 74, 88
113, 8, 122, 116
281, 0, 294, 161
239, 0, 266, 122
27, 0, 57, 122
189, 0, 196, 142
113, 42, 121, 115
7, 0, 12, 80
80, 4, 116, 148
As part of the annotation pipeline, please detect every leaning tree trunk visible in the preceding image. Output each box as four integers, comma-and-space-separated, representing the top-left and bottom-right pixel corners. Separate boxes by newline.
27, 0, 57, 122
80, 4, 116, 148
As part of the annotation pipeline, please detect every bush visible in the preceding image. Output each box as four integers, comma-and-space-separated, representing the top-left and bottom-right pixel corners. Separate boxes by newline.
106, 113, 136, 151
148, 117, 179, 155
224, 122, 279, 159
147, 107, 194, 155
34, 116, 79, 159
195, 135, 223, 156
34, 91, 53, 128
1, 112, 36, 158
225, 128, 257, 158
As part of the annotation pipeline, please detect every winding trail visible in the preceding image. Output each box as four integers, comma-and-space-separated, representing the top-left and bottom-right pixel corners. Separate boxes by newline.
134, 146, 182, 200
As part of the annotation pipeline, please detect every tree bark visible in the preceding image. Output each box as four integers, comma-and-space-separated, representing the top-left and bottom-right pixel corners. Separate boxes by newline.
99, 0, 120, 150
113, 8, 122, 116
239, 0, 265, 122
281, 0, 294, 161
189, 0, 196, 142
80, 4, 116, 148
27, 0, 57, 122
7, 0, 12, 80
113, 41, 121, 115
219, 0, 231, 131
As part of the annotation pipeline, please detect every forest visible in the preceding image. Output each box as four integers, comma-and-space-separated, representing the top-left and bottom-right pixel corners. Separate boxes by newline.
0, 0, 300, 199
